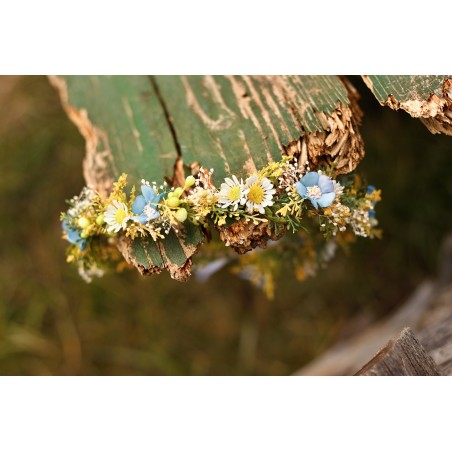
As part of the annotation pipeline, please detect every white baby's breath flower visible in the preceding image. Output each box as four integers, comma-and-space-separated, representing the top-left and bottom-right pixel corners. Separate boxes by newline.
333, 181, 344, 197
68, 187, 96, 217
77, 262, 105, 283
244, 175, 276, 214
217, 175, 248, 211
187, 186, 218, 206
104, 200, 130, 233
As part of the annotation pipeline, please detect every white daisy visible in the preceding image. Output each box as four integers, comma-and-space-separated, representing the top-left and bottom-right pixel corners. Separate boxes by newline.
217, 175, 248, 211
104, 200, 130, 233
244, 175, 276, 214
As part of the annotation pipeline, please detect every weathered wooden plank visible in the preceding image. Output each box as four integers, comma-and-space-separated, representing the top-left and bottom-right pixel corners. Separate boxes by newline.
154, 75, 364, 182
362, 75, 452, 135
294, 281, 437, 376
355, 328, 440, 376
438, 234, 452, 286
295, 234, 452, 376
51, 75, 365, 280
49, 75, 178, 195
365, 75, 447, 102
418, 314, 452, 376
414, 234, 452, 375
49, 75, 205, 281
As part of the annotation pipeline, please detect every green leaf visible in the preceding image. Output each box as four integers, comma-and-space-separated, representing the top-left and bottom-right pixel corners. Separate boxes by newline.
363, 75, 452, 135
50, 75, 364, 280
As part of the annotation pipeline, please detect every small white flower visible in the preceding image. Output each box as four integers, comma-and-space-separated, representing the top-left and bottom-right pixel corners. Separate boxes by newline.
333, 181, 344, 197
244, 175, 276, 214
217, 175, 248, 211
104, 200, 130, 233
78, 262, 105, 283
67, 187, 96, 217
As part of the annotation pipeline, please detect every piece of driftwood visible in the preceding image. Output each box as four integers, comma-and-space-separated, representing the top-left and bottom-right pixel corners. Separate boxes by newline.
418, 314, 452, 376
355, 328, 440, 376
294, 233, 452, 376
413, 279, 452, 376
294, 281, 438, 376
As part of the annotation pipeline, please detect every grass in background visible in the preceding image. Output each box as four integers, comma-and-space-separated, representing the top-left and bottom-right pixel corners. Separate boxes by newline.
1, 75, 451, 375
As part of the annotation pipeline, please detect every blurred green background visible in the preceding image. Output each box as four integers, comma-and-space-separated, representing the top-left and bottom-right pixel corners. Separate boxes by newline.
1, 75, 452, 375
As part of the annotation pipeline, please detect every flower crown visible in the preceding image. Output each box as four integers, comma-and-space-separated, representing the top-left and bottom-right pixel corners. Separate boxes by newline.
61, 156, 381, 284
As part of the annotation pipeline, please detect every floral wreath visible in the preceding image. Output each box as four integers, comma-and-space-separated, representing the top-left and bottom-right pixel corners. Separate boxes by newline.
61, 156, 381, 286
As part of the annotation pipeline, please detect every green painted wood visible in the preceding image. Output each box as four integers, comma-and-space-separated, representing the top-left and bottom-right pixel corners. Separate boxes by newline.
61, 75, 178, 184
51, 75, 204, 278
154, 75, 351, 183
129, 224, 204, 273
364, 75, 449, 103
131, 238, 164, 269
363, 75, 452, 136
52, 75, 359, 278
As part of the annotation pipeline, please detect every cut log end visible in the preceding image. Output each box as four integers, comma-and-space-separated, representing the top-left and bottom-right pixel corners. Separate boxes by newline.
355, 327, 441, 376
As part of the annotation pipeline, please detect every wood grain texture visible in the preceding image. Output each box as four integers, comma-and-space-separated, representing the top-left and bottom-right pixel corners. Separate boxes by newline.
418, 314, 452, 376
49, 75, 178, 195
49, 75, 204, 281
356, 328, 440, 376
50, 75, 365, 279
294, 281, 438, 376
117, 223, 205, 281
295, 234, 452, 376
363, 75, 452, 135
154, 75, 364, 182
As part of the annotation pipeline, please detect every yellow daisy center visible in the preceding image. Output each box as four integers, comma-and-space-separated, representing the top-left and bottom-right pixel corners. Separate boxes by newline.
115, 208, 127, 224
248, 184, 264, 204
228, 186, 241, 201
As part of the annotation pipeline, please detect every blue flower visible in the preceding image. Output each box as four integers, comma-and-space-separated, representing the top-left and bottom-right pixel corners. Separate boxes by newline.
295, 172, 336, 209
367, 185, 377, 218
62, 220, 87, 251
132, 185, 163, 224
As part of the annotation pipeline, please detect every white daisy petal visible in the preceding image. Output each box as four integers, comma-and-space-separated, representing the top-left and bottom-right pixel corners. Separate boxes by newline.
243, 175, 275, 214
217, 175, 247, 210
104, 201, 130, 233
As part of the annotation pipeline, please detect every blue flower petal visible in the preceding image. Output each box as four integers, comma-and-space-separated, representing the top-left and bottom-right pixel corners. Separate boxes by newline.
146, 208, 160, 220
301, 172, 319, 187
318, 175, 334, 194
309, 198, 319, 209
148, 191, 162, 204
132, 214, 148, 224
132, 194, 146, 214
367, 185, 376, 194
318, 192, 336, 208
141, 185, 155, 203
295, 181, 307, 197
66, 228, 80, 244
64, 227, 87, 250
